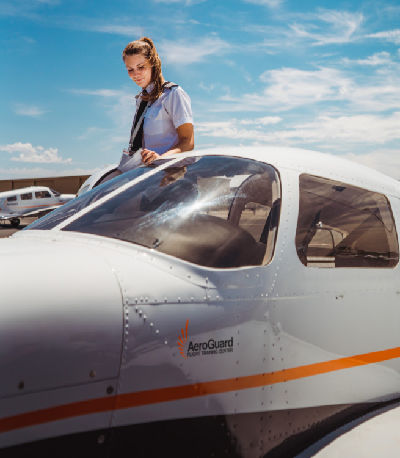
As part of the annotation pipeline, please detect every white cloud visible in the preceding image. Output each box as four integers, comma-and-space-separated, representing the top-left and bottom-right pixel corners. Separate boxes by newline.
243, 0, 283, 8
290, 10, 364, 46
160, 36, 231, 65
348, 85, 400, 112
199, 82, 215, 92
0, 0, 59, 16
345, 51, 392, 66
216, 63, 400, 113
197, 113, 400, 153
281, 112, 400, 145
219, 67, 352, 111
0, 142, 72, 164
240, 116, 282, 125
14, 104, 46, 117
367, 29, 400, 45
86, 24, 142, 37
69, 88, 124, 97
260, 67, 351, 107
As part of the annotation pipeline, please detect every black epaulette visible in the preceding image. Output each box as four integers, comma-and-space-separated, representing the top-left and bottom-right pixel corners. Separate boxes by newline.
162, 81, 178, 91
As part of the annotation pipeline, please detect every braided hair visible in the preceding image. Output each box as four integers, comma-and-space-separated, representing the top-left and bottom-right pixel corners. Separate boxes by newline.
122, 37, 164, 102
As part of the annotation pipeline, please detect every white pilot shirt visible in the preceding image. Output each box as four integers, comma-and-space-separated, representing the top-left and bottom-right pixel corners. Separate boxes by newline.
135, 82, 193, 155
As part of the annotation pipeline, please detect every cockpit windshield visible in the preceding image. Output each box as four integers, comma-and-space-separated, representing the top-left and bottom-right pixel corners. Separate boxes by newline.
61, 156, 281, 269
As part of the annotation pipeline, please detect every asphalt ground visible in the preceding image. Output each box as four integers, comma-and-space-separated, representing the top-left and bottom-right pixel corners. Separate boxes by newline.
0, 217, 36, 238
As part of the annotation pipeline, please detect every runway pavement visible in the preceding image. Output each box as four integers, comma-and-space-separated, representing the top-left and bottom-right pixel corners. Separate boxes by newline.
0, 217, 36, 238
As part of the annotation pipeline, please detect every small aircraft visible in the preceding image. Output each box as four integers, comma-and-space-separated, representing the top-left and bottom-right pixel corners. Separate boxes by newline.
1, 146, 400, 457
0, 186, 75, 228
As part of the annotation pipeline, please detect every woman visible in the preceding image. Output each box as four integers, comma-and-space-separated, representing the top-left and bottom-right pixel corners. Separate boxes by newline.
123, 37, 194, 167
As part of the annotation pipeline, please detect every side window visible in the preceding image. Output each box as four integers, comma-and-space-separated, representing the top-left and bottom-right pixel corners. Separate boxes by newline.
35, 191, 51, 199
7, 196, 17, 202
21, 193, 32, 201
296, 174, 399, 268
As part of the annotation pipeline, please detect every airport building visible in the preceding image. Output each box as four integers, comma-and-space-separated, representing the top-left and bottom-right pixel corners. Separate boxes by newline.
0, 175, 90, 194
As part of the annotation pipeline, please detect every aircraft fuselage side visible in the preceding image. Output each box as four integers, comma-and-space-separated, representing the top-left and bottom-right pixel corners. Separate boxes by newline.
0, 148, 399, 457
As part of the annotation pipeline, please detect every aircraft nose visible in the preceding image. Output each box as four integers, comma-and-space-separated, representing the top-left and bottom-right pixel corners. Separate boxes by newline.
0, 236, 123, 398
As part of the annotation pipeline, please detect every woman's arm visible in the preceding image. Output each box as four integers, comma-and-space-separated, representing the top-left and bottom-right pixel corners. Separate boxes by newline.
141, 123, 194, 165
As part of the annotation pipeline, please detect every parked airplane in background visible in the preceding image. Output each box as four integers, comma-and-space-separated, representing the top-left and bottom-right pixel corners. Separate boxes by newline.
1, 147, 400, 457
0, 186, 75, 227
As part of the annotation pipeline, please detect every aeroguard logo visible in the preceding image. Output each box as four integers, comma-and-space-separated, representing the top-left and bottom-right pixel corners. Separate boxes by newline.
177, 320, 234, 359
178, 320, 189, 359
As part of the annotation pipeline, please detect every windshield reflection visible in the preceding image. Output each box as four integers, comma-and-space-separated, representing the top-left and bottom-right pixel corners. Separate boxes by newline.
62, 156, 281, 269
25, 166, 153, 230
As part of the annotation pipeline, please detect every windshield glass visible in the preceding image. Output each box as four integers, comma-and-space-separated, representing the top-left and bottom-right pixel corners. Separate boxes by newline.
62, 156, 281, 269
25, 166, 153, 230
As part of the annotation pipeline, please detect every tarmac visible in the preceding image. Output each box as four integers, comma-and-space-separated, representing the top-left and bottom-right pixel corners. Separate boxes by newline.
0, 217, 36, 238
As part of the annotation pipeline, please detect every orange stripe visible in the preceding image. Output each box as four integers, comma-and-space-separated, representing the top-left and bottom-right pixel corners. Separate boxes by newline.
1, 346, 400, 434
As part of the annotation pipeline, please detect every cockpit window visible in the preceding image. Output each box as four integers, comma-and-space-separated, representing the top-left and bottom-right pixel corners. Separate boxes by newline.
62, 156, 281, 269
35, 190, 51, 199
296, 174, 399, 268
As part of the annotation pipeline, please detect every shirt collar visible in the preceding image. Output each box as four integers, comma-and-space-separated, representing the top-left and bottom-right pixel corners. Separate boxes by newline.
135, 81, 154, 99
144, 82, 154, 93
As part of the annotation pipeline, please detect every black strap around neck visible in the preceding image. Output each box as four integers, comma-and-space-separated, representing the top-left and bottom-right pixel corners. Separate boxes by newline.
129, 99, 147, 153
128, 82, 178, 153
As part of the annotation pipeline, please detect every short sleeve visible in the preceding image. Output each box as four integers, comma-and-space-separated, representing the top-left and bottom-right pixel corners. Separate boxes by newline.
163, 86, 193, 129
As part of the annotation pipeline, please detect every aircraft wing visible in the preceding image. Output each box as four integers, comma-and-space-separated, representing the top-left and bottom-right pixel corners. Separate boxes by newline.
0, 213, 17, 221
22, 205, 62, 218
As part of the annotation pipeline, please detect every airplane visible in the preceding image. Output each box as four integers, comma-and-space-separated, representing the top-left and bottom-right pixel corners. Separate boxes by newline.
0, 186, 75, 228
1, 146, 400, 457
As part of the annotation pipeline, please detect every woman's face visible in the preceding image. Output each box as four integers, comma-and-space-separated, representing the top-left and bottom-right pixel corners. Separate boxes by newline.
124, 54, 152, 89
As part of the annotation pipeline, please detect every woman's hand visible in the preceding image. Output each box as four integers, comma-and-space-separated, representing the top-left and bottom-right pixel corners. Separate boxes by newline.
141, 148, 160, 165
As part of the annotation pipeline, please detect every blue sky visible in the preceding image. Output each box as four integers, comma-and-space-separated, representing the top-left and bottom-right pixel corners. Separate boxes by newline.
1, 0, 400, 179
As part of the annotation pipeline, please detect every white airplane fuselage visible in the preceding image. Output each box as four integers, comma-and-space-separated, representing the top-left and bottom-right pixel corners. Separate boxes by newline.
0, 147, 399, 457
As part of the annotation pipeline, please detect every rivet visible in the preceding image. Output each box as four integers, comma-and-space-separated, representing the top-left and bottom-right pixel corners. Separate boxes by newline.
150, 322, 154, 327
89, 370, 96, 378
106, 386, 114, 395
18, 381, 24, 390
